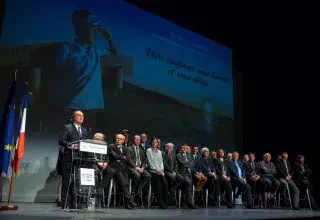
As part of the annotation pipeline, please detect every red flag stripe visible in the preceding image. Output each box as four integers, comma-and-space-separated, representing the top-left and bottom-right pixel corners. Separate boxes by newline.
12, 107, 27, 174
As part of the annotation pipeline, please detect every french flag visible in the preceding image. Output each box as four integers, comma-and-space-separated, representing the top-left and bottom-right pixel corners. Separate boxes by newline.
11, 83, 28, 175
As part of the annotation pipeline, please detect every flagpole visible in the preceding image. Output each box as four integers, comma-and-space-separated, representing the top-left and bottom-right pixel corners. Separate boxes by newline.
7, 167, 16, 206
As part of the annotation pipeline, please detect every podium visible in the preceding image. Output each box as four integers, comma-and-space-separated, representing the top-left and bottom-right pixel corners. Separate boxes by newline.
68, 140, 108, 211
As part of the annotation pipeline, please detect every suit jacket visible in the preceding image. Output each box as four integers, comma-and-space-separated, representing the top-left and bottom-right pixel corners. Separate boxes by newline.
197, 156, 216, 174
123, 141, 131, 148
162, 152, 178, 173
213, 158, 230, 177
245, 161, 260, 177
229, 160, 246, 178
58, 123, 90, 162
189, 154, 199, 162
140, 140, 151, 152
292, 162, 312, 182
108, 144, 134, 172
176, 153, 196, 175
276, 159, 293, 178
128, 145, 147, 169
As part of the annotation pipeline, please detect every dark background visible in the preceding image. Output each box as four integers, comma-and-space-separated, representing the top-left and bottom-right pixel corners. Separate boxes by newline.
1, 0, 318, 203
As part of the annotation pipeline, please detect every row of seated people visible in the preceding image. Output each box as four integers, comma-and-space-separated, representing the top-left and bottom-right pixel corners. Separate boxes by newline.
190, 147, 319, 211
57, 131, 318, 210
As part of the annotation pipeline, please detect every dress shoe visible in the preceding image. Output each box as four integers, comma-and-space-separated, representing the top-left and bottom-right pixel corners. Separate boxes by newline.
125, 203, 135, 209
128, 200, 137, 208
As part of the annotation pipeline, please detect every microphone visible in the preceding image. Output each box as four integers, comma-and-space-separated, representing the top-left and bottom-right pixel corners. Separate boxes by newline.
82, 123, 93, 139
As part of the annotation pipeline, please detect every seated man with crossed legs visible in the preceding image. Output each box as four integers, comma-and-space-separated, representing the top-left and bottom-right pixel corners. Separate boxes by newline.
229, 151, 253, 209
128, 134, 152, 204
162, 143, 184, 201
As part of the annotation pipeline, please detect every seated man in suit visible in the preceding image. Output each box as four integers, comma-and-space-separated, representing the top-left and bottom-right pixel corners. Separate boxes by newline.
190, 146, 200, 162
176, 145, 197, 209
91, 133, 116, 189
58, 110, 92, 209
293, 155, 318, 210
140, 133, 151, 152
245, 153, 267, 197
108, 134, 136, 209
128, 134, 151, 201
197, 147, 220, 202
229, 151, 253, 208
276, 152, 300, 210
162, 143, 184, 200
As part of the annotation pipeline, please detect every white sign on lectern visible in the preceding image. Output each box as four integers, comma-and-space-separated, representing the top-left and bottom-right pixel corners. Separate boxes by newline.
80, 168, 95, 186
79, 141, 108, 154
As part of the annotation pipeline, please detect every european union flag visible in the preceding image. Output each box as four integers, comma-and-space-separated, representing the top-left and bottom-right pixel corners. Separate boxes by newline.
0, 78, 16, 175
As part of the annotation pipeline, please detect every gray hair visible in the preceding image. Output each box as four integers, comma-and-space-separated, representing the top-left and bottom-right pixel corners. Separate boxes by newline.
201, 147, 209, 154
94, 133, 105, 140
165, 142, 174, 147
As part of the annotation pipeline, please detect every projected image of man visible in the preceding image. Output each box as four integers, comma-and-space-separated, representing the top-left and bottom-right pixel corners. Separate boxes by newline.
34, 9, 118, 130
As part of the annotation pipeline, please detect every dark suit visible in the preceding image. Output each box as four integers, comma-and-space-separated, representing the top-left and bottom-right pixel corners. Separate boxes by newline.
176, 153, 195, 205
128, 146, 151, 193
292, 163, 318, 210
229, 160, 252, 206
140, 140, 151, 152
197, 156, 220, 196
213, 158, 233, 207
245, 161, 267, 194
276, 159, 300, 208
292, 163, 312, 189
58, 123, 90, 208
162, 152, 184, 196
189, 154, 199, 162
108, 144, 135, 204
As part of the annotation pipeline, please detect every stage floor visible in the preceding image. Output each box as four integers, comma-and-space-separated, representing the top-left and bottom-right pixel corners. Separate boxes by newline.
0, 203, 320, 220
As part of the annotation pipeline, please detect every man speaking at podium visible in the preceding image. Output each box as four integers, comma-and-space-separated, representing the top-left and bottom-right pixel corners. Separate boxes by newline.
58, 110, 92, 209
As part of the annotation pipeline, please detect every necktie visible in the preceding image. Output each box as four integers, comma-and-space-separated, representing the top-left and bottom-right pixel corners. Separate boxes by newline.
78, 126, 82, 138
135, 147, 141, 167
169, 154, 173, 169
119, 147, 122, 153
284, 161, 289, 176
194, 155, 196, 160
251, 162, 256, 174
184, 155, 191, 173
205, 158, 211, 172
301, 164, 305, 172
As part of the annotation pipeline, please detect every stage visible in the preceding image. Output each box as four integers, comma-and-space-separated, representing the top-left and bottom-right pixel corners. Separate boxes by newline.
0, 203, 319, 220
